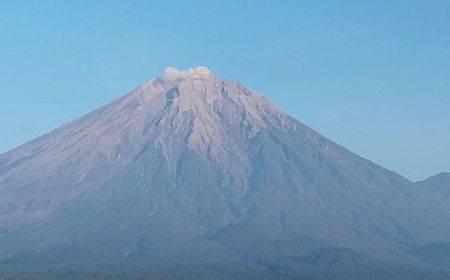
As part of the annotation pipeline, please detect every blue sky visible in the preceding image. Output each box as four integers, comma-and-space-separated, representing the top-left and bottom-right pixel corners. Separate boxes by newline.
0, 0, 449, 181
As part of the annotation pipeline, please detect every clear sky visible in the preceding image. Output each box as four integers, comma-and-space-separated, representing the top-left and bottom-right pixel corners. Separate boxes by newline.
0, 0, 449, 181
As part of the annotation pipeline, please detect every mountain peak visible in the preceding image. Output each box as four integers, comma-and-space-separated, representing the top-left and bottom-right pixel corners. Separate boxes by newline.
0, 66, 297, 183
136, 66, 293, 169
2, 66, 450, 279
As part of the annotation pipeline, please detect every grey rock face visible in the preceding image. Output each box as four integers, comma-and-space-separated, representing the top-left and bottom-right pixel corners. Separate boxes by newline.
0, 66, 449, 278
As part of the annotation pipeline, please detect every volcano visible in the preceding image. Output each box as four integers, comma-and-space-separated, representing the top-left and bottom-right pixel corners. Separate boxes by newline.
0, 67, 449, 279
